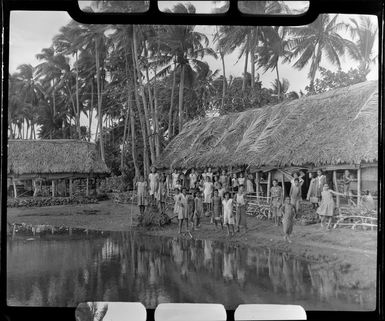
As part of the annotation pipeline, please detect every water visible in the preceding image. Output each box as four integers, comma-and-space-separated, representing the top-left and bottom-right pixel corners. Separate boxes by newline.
7, 231, 375, 310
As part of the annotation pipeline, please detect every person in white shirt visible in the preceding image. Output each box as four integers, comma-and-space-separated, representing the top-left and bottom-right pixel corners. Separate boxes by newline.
172, 169, 179, 189
189, 168, 197, 190
148, 166, 159, 205
222, 192, 235, 236
203, 176, 214, 217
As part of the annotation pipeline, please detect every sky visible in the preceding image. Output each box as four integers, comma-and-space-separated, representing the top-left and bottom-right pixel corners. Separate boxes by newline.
8, 3, 378, 140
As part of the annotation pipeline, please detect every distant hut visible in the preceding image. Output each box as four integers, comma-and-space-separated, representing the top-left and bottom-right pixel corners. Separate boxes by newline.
7, 139, 110, 198
156, 81, 378, 207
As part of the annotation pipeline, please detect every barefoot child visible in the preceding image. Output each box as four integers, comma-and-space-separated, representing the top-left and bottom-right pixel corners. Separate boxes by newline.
289, 178, 302, 217
270, 179, 282, 225
148, 166, 159, 205
234, 185, 247, 233
136, 175, 148, 215
212, 189, 223, 229
316, 184, 343, 229
203, 176, 214, 218
281, 197, 296, 243
193, 191, 203, 229
157, 173, 167, 213
231, 173, 239, 193
222, 192, 235, 236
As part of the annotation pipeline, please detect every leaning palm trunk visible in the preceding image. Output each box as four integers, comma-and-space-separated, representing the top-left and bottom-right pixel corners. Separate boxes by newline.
276, 64, 281, 102
250, 31, 256, 90
168, 65, 176, 139
178, 64, 185, 133
220, 52, 227, 110
95, 37, 105, 162
153, 68, 161, 159
88, 81, 94, 142
242, 48, 249, 91
121, 103, 129, 171
131, 42, 150, 177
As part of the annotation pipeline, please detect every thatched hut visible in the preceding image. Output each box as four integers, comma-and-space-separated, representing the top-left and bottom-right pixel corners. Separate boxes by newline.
7, 139, 110, 197
157, 81, 378, 206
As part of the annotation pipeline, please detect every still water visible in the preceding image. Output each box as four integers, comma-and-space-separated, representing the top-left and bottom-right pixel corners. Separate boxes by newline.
7, 230, 375, 310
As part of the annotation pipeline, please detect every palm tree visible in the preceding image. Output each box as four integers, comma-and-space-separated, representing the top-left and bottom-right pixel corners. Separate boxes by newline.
271, 78, 290, 100
160, 3, 217, 133
288, 14, 359, 91
256, 26, 291, 102
349, 16, 378, 77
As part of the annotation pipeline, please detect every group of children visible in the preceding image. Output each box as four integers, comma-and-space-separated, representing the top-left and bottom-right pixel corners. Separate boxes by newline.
135, 167, 363, 242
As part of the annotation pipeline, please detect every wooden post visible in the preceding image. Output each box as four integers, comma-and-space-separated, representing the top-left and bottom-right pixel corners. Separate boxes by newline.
333, 170, 340, 213
86, 177, 89, 196
267, 171, 271, 200
51, 180, 55, 197
357, 166, 361, 206
255, 172, 260, 201
12, 178, 17, 198
281, 173, 285, 199
69, 178, 73, 197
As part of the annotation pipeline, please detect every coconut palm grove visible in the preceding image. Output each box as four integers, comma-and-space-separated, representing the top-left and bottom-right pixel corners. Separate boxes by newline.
6, 0, 379, 312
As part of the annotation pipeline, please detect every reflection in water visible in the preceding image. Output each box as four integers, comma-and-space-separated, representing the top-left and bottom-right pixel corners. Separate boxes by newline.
7, 232, 375, 310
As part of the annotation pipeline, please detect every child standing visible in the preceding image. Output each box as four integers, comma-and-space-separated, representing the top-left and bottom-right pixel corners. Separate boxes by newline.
136, 175, 148, 215
315, 170, 326, 201
148, 166, 159, 205
342, 170, 353, 202
281, 197, 296, 243
179, 188, 189, 233
218, 182, 226, 199
172, 169, 179, 189
234, 185, 247, 233
213, 175, 221, 190
289, 178, 302, 217
238, 172, 245, 187
193, 191, 203, 229
173, 188, 183, 234
219, 170, 229, 191
270, 179, 283, 225
222, 192, 235, 236
211, 189, 223, 229
231, 173, 239, 193
246, 174, 254, 194
306, 172, 318, 209
186, 190, 195, 230
189, 168, 197, 190
316, 184, 343, 229
203, 176, 214, 218
157, 173, 167, 213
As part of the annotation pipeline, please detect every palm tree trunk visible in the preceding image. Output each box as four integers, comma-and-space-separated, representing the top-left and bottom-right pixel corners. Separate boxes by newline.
131, 41, 150, 177
89, 81, 94, 142
121, 103, 129, 171
220, 52, 227, 110
242, 48, 249, 91
178, 64, 185, 133
128, 91, 140, 179
95, 37, 105, 162
276, 63, 281, 102
133, 27, 156, 165
153, 69, 160, 159
250, 31, 256, 90
75, 51, 81, 139
168, 65, 176, 139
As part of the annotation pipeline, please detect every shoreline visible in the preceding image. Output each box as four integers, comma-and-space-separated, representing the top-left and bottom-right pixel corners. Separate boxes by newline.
7, 200, 377, 287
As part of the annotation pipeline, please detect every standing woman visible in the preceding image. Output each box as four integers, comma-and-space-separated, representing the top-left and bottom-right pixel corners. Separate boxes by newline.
270, 179, 283, 224
315, 170, 327, 201
157, 173, 167, 213
203, 176, 214, 217
148, 166, 159, 205
306, 172, 318, 209
246, 173, 255, 195
189, 168, 198, 191
219, 169, 229, 192
342, 170, 353, 203
136, 175, 148, 215
234, 185, 248, 233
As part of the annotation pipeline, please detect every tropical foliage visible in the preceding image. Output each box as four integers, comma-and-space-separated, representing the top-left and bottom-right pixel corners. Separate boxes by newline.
8, 2, 377, 181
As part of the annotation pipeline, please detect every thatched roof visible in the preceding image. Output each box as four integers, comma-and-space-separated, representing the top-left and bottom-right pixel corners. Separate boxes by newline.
157, 80, 378, 169
8, 139, 110, 176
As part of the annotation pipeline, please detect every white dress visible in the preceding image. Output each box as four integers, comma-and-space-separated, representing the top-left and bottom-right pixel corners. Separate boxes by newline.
189, 173, 197, 189
223, 198, 234, 225
203, 181, 213, 203
148, 173, 159, 196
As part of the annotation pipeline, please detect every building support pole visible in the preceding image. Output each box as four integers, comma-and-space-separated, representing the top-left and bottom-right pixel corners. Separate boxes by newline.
255, 172, 260, 201
267, 171, 271, 200
281, 173, 285, 200
52, 180, 55, 197
357, 166, 361, 206
12, 178, 17, 198
86, 177, 89, 197
333, 170, 340, 214
69, 179, 73, 197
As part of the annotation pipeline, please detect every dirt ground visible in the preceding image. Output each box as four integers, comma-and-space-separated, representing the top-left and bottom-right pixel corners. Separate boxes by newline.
7, 200, 377, 288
